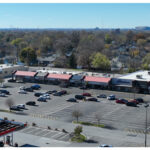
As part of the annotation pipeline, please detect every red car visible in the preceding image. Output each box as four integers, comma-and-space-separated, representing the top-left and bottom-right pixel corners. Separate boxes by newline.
82, 93, 91, 97
116, 99, 128, 104
129, 99, 139, 104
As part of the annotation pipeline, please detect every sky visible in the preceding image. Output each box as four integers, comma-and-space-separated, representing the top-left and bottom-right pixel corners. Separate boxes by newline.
0, 3, 150, 28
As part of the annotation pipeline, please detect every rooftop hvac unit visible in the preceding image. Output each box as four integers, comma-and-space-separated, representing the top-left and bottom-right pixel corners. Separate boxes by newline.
136, 75, 142, 79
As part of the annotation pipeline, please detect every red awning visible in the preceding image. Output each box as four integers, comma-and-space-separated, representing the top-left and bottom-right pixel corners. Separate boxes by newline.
47, 73, 72, 80
15, 71, 37, 77
84, 76, 111, 83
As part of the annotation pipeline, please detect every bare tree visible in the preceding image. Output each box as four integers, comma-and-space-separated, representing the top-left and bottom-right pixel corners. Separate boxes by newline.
95, 113, 101, 125
5, 98, 14, 111
72, 110, 83, 122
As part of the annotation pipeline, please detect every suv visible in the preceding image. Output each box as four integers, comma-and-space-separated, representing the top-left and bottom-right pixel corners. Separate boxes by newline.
135, 98, 144, 103
24, 87, 34, 92
10, 106, 21, 111
107, 95, 115, 100
31, 84, 41, 90
17, 104, 26, 109
75, 95, 85, 100
0, 90, 9, 95
26, 101, 36, 106
37, 97, 47, 102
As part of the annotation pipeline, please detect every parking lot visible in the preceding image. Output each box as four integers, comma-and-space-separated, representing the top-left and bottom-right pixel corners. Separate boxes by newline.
0, 82, 150, 132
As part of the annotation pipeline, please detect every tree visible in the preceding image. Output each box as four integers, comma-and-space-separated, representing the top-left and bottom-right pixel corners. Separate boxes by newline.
90, 52, 110, 70
74, 126, 83, 136
68, 54, 77, 68
19, 47, 37, 65
137, 39, 146, 47
5, 98, 14, 111
142, 53, 150, 70
11, 38, 23, 62
105, 34, 112, 44
72, 110, 83, 122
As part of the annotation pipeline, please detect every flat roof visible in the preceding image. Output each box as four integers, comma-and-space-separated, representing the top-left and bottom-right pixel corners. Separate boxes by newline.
47, 73, 72, 80
15, 71, 37, 77
0, 118, 26, 137
119, 70, 150, 81
36, 72, 48, 77
84, 76, 111, 83
0, 64, 23, 69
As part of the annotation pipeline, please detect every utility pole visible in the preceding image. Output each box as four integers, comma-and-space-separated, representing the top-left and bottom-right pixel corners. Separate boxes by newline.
145, 103, 149, 147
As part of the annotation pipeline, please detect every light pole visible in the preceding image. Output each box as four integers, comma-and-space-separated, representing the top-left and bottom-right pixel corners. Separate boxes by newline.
144, 103, 149, 147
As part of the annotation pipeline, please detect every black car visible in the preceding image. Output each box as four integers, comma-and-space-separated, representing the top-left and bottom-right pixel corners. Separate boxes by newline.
0, 90, 9, 95
10, 106, 21, 111
75, 95, 85, 100
24, 87, 34, 92
60, 90, 67, 95
126, 102, 137, 107
53, 92, 63, 96
66, 98, 77, 102
87, 97, 98, 102
34, 92, 43, 97
97, 94, 107, 98
26, 101, 36, 106
135, 98, 144, 103
46, 90, 57, 94
0, 141, 4, 147
8, 79, 16, 82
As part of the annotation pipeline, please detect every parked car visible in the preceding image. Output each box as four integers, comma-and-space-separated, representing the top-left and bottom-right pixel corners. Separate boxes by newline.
100, 144, 113, 147
40, 94, 50, 100
0, 90, 9, 95
34, 92, 43, 97
46, 90, 57, 94
116, 99, 128, 104
37, 97, 47, 102
87, 97, 98, 102
24, 87, 34, 92
10, 106, 21, 111
0, 93, 6, 97
18, 90, 27, 94
17, 104, 26, 109
97, 94, 107, 98
135, 98, 144, 103
60, 90, 67, 95
107, 95, 116, 100
20, 86, 26, 90
26, 101, 36, 106
53, 92, 63, 96
66, 98, 77, 102
80, 86, 87, 89
75, 95, 85, 100
8, 79, 16, 82
0, 141, 4, 147
129, 99, 139, 104
31, 84, 41, 90
126, 102, 137, 107
82, 93, 91, 97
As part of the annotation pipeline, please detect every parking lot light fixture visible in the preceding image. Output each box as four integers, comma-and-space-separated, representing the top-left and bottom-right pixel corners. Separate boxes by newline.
144, 103, 149, 147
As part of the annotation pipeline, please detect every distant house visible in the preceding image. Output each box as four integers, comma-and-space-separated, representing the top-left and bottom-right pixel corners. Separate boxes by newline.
37, 54, 57, 66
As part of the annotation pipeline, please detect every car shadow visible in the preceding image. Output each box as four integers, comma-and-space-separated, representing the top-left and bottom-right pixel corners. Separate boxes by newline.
84, 139, 98, 143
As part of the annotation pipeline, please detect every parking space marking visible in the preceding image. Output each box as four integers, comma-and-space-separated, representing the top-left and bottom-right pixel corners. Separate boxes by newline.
125, 128, 150, 134
30, 113, 58, 120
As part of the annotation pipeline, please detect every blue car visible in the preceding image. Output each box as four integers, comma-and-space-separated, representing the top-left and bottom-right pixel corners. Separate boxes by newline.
31, 84, 41, 90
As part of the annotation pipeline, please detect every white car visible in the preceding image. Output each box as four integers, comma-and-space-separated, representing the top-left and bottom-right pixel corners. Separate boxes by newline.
19, 86, 26, 90
17, 104, 25, 109
0, 93, 6, 97
18, 90, 27, 94
40, 95, 50, 100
